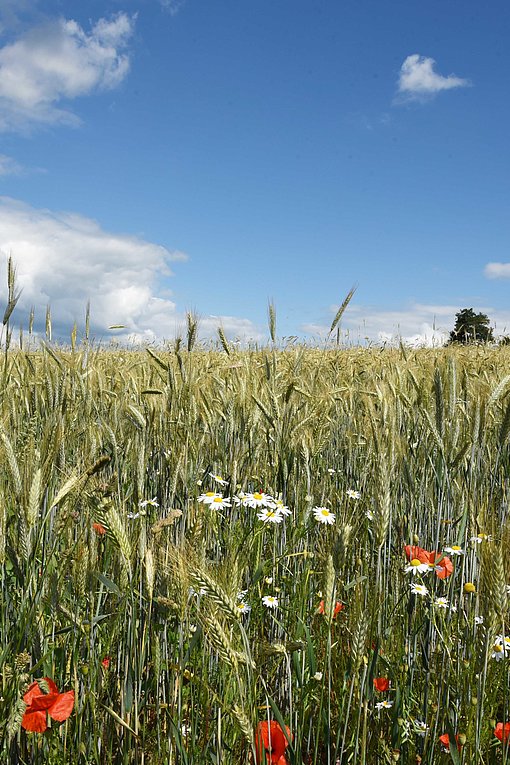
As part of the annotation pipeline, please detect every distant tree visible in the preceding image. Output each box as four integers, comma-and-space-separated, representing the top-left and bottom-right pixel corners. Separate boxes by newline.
449, 308, 494, 344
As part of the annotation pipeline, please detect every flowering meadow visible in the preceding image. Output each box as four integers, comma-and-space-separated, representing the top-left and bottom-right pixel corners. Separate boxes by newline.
1, 340, 510, 763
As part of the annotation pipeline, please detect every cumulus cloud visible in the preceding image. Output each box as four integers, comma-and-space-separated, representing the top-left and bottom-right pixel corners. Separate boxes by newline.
0, 13, 135, 131
397, 54, 469, 100
0, 196, 263, 343
484, 262, 510, 279
302, 302, 509, 347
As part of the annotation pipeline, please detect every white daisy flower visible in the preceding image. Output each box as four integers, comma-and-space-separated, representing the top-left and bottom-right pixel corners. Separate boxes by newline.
474, 615, 484, 626
470, 533, 491, 544
434, 597, 456, 611
312, 506, 336, 525
208, 495, 232, 511
209, 473, 228, 486
413, 720, 428, 736
375, 700, 393, 710
327, 468, 336, 475
492, 635, 510, 660
235, 601, 251, 615
257, 507, 284, 523
262, 595, 278, 609
264, 576, 273, 585
274, 499, 292, 516
140, 497, 159, 508
444, 545, 464, 556
405, 559, 434, 576
237, 590, 248, 600
313, 671, 323, 681
127, 512, 141, 519
410, 583, 429, 597
197, 491, 221, 504
243, 491, 275, 508
492, 643, 506, 661
346, 489, 361, 500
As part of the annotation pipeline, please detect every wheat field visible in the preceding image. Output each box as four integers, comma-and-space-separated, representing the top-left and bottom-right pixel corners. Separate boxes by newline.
1, 336, 510, 763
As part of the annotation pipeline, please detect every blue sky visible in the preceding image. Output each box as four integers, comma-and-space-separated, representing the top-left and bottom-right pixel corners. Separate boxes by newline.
1, 0, 509, 344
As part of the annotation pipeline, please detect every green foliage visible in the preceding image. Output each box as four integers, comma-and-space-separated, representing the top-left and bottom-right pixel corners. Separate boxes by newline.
449, 307, 494, 344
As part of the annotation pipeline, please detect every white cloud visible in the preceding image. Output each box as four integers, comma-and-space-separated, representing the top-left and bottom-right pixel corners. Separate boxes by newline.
0, 154, 23, 175
0, 196, 263, 343
159, 0, 186, 16
303, 301, 510, 347
484, 262, 510, 279
397, 54, 469, 100
0, 13, 135, 131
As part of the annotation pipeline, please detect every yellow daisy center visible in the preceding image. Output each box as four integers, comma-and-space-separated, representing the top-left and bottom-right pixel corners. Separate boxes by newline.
205, 492, 215, 497
410, 558, 421, 567
321, 509, 330, 516
253, 492, 263, 500
451, 545, 462, 551
212, 497, 223, 503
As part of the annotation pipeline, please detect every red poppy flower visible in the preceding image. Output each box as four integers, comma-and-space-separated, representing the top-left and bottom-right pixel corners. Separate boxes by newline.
101, 656, 111, 669
434, 554, 453, 579
495, 722, 510, 742
438, 733, 461, 751
404, 545, 428, 561
318, 600, 344, 618
373, 677, 390, 692
93, 522, 106, 536
21, 678, 74, 733
256, 720, 291, 764
404, 546, 454, 579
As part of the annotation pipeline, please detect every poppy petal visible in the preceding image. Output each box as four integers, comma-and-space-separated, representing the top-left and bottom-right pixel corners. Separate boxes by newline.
23, 681, 44, 705
373, 677, 390, 692
43, 677, 59, 695
28, 693, 59, 711
23, 677, 59, 705
255, 721, 291, 764
495, 722, 510, 742
48, 691, 75, 722
435, 555, 454, 579
21, 709, 47, 733
404, 545, 427, 561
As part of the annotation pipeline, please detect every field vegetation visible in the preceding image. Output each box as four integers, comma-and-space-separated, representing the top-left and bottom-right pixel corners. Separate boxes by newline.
1, 325, 510, 763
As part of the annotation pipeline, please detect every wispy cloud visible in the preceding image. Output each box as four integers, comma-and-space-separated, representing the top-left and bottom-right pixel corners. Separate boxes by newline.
484, 262, 510, 279
0, 154, 24, 175
0, 196, 263, 343
397, 54, 470, 101
159, 0, 186, 16
303, 301, 509, 347
0, 13, 135, 132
